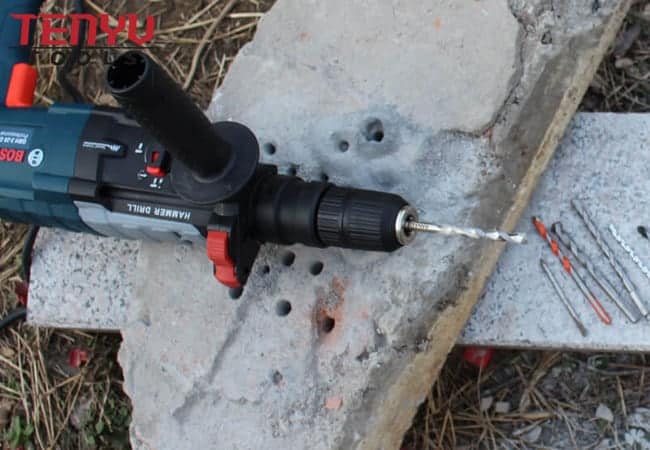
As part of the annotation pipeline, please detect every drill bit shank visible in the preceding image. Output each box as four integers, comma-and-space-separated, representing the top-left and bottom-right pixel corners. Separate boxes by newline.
540, 259, 588, 336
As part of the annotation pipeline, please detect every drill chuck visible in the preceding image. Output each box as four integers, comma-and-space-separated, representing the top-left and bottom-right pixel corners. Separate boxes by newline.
252, 175, 413, 252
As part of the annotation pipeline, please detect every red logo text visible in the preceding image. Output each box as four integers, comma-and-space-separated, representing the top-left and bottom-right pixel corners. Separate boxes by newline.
0, 149, 26, 163
11, 14, 156, 47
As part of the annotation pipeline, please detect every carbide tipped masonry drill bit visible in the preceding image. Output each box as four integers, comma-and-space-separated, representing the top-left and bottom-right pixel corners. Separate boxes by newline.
539, 259, 588, 336
571, 199, 649, 319
532, 216, 612, 325
404, 221, 526, 244
552, 222, 640, 323
609, 224, 650, 282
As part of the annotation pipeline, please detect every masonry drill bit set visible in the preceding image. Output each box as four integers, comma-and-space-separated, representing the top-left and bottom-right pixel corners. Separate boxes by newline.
533, 199, 650, 335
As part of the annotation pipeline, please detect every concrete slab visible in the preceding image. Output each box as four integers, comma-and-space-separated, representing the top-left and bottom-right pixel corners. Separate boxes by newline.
459, 112, 650, 351
28, 229, 138, 330
115, 1, 629, 449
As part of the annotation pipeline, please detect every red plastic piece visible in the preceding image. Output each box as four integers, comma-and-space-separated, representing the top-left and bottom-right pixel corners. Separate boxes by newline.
13, 282, 28, 306
5, 63, 38, 108
463, 346, 494, 369
67, 348, 89, 368
146, 150, 166, 177
206, 230, 241, 288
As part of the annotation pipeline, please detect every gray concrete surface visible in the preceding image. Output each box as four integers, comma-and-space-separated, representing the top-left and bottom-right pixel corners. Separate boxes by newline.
28, 229, 138, 329
460, 113, 650, 351
116, 1, 629, 449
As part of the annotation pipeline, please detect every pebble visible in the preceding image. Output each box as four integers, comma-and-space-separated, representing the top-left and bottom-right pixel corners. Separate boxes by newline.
480, 396, 493, 412
595, 403, 614, 422
495, 401, 510, 414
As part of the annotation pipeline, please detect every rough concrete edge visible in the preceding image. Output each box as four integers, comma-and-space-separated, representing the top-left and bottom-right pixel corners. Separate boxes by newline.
358, 3, 632, 449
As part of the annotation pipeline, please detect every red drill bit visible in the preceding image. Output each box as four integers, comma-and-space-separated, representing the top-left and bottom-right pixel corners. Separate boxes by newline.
532, 216, 612, 325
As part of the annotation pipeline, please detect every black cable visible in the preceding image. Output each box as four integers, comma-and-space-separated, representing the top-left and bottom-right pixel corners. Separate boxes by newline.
57, 0, 86, 103
0, 307, 27, 331
21, 225, 40, 284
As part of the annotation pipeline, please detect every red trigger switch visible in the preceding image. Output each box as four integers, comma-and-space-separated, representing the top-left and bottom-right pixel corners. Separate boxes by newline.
146, 150, 168, 177
206, 231, 241, 288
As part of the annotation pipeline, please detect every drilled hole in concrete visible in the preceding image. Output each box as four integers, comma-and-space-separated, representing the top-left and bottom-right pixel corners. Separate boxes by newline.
259, 264, 270, 275
338, 140, 350, 152
309, 261, 324, 276
287, 165, 298, 176
320, 173, 329, 182
263, 143, 276, 155
364, 119, 384, 142
322, 316, 335, 333
229, 287, 243, 300
272, 370, 283, 385
281, 251, 295, 266
275, 300, 292, 316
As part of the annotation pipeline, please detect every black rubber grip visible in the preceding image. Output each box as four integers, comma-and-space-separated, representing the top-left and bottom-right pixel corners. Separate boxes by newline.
252, 175, 328, 247
107, 51, 232, 178
317, 186, 407, 252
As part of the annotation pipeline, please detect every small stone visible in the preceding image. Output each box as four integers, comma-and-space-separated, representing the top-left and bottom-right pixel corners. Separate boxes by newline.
615, 57, 634, 69
325, 396, 343, 410
494, 401, 510, 414
0, 347, 15, 358
480, 396, 493, 412
596, 403, 614, 422
523, 425, 542, 443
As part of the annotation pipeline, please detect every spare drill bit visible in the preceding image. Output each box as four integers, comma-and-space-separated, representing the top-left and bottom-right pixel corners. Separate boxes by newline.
571, 199, 649, 319
532, 216, 612, 325
609, 224, 650, 281
404, 221, 526, 244
539, 259, 588, 336
552, 222, 640, 323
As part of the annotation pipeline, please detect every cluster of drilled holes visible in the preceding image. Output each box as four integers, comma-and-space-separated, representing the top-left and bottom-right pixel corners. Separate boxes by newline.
275, 300, 292, 317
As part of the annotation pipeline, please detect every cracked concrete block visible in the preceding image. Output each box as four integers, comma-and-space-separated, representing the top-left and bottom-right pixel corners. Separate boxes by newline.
117, 1, 629, 449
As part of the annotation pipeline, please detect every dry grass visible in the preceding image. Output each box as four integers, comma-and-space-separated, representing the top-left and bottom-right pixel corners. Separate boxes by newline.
404, 350, 650, 449
0, 1, 272, 448
582, 1, 650, 112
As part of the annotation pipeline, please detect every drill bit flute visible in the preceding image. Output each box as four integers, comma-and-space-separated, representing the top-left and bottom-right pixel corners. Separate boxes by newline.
571, 200, 649, 319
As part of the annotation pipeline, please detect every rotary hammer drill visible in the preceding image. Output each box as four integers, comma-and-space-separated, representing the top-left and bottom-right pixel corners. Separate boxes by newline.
0, 0, 523, 291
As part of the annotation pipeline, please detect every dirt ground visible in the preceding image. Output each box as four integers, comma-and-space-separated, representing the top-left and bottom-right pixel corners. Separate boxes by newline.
0, 0, 647, 448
